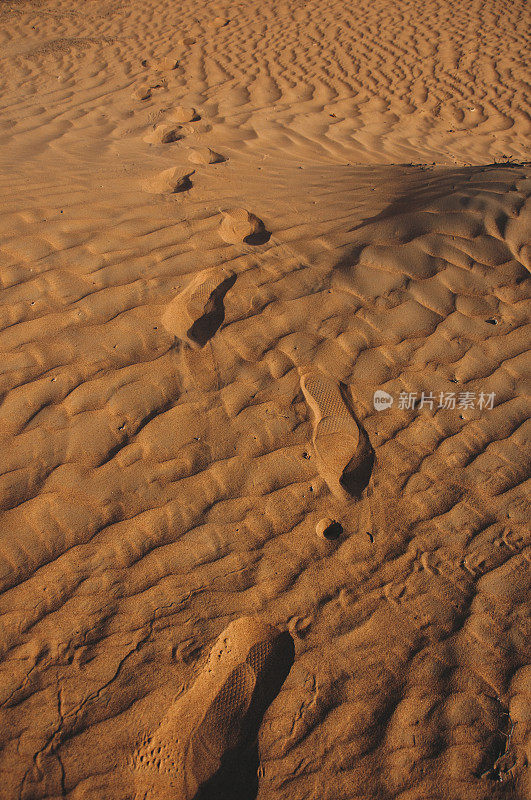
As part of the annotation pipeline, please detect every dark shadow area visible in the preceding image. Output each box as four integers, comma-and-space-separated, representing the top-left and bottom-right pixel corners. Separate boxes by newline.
339, 383, 376, 499
341, 442, 375, 498
322, 520, 343, 540
195, 630, 295, 800
195, 745, 260, 800
478, 730, 515, 784
346, 162, 529, 234
244, 229, 271, 246
174, 174, 193, 191
187, 273, 237, 347
476, 698, 516, 786
331, 161, 530, 285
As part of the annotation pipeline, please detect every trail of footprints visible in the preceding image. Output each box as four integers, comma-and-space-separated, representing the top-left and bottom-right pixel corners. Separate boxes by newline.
1, 0, 528, 165
131, 46, 373, 789
133, 55, 268, 260
134, 164, 530, 797
128, 49, 356, 796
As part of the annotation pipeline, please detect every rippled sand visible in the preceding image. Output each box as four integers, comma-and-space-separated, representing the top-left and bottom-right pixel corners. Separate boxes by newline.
0, 1, 529, 798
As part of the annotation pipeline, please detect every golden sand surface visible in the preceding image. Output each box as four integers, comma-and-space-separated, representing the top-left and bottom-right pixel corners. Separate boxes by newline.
0, 0, 529, 798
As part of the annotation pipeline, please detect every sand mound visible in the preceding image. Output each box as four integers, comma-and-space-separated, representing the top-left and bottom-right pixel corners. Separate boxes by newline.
151, 55, 179, 72
168, 106, 199, 123
219, 208, 264, 243
143, 124, 184, 144
142, 167, 194, 193
132, 85, 152, 101
188, 147, 225, 165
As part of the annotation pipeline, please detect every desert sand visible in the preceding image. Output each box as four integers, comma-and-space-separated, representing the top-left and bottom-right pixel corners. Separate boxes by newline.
0, 0, 529, 798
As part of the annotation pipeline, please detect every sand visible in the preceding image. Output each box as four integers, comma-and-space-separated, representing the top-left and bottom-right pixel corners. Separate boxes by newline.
0, 0, 529, 799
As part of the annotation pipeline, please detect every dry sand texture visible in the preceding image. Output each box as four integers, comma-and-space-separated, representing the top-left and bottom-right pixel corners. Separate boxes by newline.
0, 0, 530, 799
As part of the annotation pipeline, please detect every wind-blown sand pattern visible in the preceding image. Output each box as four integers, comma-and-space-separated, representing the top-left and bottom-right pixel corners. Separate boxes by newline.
0, 0, 529, 799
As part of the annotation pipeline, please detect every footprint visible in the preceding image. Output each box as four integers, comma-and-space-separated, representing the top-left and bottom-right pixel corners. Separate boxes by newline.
188, 147, 225, 165
151, 55, 179, 71
299, 368, 374, 499
219, 208, 264, 244
168, 106, 199, 123
143, 124, 184, 144
142, 167, 194, 194
132, 85, 152, 101
162, 267, 236, 348
131, 617, 293, 800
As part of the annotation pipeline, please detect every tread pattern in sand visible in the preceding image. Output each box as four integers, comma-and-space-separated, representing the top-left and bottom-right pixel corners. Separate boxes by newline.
300, 368, 373, 499
132, 617, 291, 799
